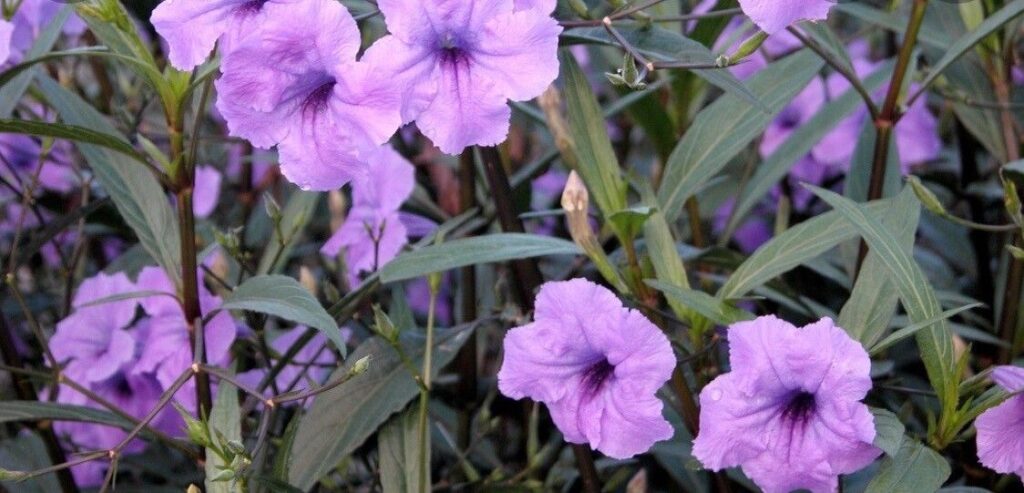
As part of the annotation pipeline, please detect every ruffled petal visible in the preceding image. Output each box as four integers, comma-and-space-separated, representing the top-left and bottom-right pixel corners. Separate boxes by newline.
976, 395, 1024, 477
471, 9, 561, 101
992, 366, 1024, 392
416, 58, 512, 154
497, 320, 597, 403
737, 0, 835, 35
151, 0, 242, 70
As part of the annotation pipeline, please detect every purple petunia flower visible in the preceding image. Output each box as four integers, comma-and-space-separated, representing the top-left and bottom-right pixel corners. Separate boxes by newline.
321, 146, 415, 287
50, 272, 140, 383
976, 365, 1024, 478
497, 279, 675, 458
214, 0, 401, 191
132, 266, 237, 411
0, 20, 12, 65
737, 0, 835, 35
367, 0, 562, 154
693, 316, 880, 493
150, 0, 301, 70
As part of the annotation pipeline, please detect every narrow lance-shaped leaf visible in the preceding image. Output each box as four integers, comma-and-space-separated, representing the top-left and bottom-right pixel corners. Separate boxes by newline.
658, 50, 824, 221
559, 50, 627, 217
0, 7, 70, 117
807, 185, 959, 420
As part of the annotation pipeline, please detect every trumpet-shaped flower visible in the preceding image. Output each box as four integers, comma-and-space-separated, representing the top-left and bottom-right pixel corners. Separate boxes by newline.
498, 279, 675, 459
738, 0, 835, 35
367, 0, 561, 154
693, 316, 880, 493
976, 366, 1024, 478
215, 0, 401, 190
150, 0, 301, 70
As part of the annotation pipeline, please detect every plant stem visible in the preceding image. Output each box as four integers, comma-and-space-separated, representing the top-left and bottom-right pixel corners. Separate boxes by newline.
455, 150, 478, 449
417, 281, 439, 493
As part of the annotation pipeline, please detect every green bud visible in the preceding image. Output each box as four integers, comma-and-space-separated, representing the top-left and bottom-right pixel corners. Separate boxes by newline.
0, 468, 27, 481
372, 305, 400, 342
907, 176, 947, 216
350, 355, 372, 376
263, 192, 282, 222
568, 0, 588, 17
173, 403, 210, 447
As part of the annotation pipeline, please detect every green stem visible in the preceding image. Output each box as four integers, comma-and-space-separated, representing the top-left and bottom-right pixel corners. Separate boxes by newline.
417, 280, 439, 493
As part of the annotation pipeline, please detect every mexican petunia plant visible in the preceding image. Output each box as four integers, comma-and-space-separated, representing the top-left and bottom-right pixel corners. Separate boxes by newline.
0, 0, 1022, 491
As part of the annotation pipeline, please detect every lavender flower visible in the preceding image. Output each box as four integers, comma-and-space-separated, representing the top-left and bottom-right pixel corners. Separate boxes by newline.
49, 272, 140, 384
321, 147, 415, 286
497, 279, 675, 458
367, 0, 562, 153
0, 20, 12, 65
150, 0, 300, 70
192, 165, 222, 218
737, 0, 835, 35
214, 0, 401, 191
237, 327, 339, 403
132, 266, 237, 411
693, 316, 880, 493
976, 366, 1024, 478
7, 0, 86, 62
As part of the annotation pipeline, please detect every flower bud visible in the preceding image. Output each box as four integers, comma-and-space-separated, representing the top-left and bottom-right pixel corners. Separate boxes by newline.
186, 485, 201, 493
908, 176, 946, 216
372, 305, 400, 343
350, 355, 372, 376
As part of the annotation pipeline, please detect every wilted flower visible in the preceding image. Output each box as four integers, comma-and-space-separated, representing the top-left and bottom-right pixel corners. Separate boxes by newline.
693, 316, 880, 493
215, 0, 401, 190
50, 272, 139, 383
497, 279, 675, 459
321, 147, 415, 286
737, 0, 835, 35
367, 0, 562, 153
976, 365, 1024, 478
150, 0, 300, 70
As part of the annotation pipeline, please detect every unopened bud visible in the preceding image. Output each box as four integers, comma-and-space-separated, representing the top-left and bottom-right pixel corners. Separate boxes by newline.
350, 355, 371, 376
186, 484, 202, 493
723, 30, 768, 66
328, 190, 347, 231
372, 305, 400, 342
299, 266, 317, 295
561, 171, 589, 213
908, 176, 946, 216
263, 192, 282, 222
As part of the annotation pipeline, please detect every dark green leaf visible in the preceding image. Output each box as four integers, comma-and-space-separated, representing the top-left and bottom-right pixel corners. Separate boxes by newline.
379, 234, 581, 283
378, 405, 427, 493
0, 119, 147, 162
658, 50, 823, 220
870, 407, 906, 457
220, 275, 346, 355
289, 327, 475, 489
865, 439, 950, 493
647, 280, 755, 325
0, 401, 134, 430
206, 373, 242, 493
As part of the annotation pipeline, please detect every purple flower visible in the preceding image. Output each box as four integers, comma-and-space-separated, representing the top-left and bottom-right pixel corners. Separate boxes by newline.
7, 0, 85, 62
497, 279, 675, 458
237, 327, 339, 404
0, 133, 78, 194
0, 20, 12, 65
321, 147, 415, 286
132, 266, 237, 411
738, 0, 835, 35
367, 0, 562, 153
192, 165, 222, 218
50, 272, 139, 383
693, 316, 880, 493
150, 0, 301, 70
214, 0, 401, 191
976, 366, 1024, 478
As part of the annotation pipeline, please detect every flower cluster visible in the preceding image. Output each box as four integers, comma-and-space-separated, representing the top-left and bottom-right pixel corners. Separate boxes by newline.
153, 0, 562, 191
49, 268, 239, 485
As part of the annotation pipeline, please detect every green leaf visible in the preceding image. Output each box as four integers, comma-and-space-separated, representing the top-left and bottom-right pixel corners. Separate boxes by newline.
36, 75, 183, 287
870, 407, 906, 457
838, 184, 919, 347
272, 417, 300, 483
916, 0, 1024, 96
0, 119, 147, 162
378, 405, 427, 493
379, 234, 581, 283
658, 50, 823, 221
871, 304, 984, 355
0, 6, 70, 117
646, 280, 755, 326
559, 50, 627, 217
220, 275, 346, 356
607, 206, 655, 242
725, 61, 892, 232
0, 434, 61, 493
718, 200, 893, 300
834, 3, 949, 50
640, 184, 695, 322
0, 401, 134, 430
807, 185, 959, 418
206, 373, 242, 493
561, 23, 762, 110
289, 327, 475, 489
865, 439, 950, 493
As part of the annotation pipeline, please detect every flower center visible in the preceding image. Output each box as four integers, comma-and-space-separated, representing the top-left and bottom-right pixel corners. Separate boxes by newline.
234, 0, 271, 15
581, 358, 616, 395
438, 32, 470, 66
782, 391, 817, 423
300, 77, 337, 118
